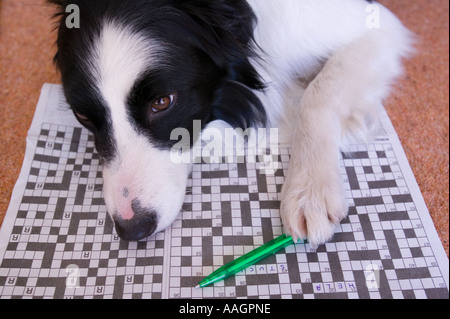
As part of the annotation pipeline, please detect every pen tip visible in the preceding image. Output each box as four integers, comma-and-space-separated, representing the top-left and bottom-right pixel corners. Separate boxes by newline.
195, 285, 200, 289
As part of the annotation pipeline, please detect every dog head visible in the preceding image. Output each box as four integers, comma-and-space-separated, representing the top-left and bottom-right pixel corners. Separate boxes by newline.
49, 0, 266, 241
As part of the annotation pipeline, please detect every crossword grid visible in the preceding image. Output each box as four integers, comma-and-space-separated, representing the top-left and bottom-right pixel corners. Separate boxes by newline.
168, 144, 449, 299
169, 156, 287, 299
0, 124, 165, 299
0, 123, 448, 299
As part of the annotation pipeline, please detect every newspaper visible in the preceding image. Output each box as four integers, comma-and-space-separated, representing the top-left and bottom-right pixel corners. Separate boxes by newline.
0, 83, 448, 299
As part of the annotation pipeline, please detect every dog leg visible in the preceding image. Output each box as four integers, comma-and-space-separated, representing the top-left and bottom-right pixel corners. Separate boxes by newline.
280, 30, 412, 247
280, 81, 348, 247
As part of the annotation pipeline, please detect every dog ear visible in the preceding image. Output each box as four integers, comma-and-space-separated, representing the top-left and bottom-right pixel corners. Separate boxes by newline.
212, 78, 267, 129
47, 0, 68, 67
47, 0, 67, 20
173, 0, 258, 68
174, 0, 267, 129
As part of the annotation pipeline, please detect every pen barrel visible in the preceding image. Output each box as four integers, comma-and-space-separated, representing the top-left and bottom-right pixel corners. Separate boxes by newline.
224, 235, 295, 274
198, 234, 297, 287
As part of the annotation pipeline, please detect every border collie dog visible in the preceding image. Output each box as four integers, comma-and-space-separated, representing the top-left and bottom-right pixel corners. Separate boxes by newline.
48, 0, 413, 245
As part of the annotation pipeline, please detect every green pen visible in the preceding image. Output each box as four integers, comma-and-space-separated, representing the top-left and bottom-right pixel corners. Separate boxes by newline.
196, 234, 305, 288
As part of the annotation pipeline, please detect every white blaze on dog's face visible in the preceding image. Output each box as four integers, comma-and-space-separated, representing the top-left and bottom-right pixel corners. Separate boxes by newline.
89, 22, 191, 241
51, 1, 266, 241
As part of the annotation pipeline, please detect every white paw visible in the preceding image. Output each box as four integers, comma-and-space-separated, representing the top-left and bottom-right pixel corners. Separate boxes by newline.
280, 170, 348, 247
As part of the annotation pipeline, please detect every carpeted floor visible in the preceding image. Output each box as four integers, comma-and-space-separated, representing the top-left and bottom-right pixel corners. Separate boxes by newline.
0, 0, 448, 256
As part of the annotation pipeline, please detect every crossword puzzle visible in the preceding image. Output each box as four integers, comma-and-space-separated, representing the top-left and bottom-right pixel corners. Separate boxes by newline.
0, 117, 448, 298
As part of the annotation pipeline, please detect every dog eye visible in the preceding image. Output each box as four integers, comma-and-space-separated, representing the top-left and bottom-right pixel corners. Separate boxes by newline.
75, 112, 93, 126
151, 94, 176, 112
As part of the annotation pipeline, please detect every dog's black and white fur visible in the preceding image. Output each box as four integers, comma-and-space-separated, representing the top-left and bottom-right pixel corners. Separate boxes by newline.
48, 0, 413, 245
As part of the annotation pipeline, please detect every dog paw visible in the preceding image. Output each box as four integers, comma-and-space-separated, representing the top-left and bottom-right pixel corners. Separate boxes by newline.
280, 171, 348, 247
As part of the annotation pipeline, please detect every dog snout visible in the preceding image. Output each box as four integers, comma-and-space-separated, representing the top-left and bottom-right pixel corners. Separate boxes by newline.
113, 199, 159, 241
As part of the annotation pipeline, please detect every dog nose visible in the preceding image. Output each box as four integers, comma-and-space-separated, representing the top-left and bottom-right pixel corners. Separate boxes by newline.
113, 199, 159, 241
